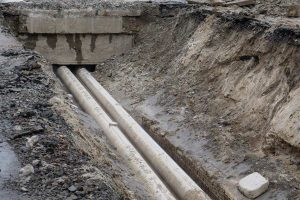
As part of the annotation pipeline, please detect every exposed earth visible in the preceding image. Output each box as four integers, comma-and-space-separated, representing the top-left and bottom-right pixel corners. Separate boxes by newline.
0, 0, 300, 200
0, 5, 153, 200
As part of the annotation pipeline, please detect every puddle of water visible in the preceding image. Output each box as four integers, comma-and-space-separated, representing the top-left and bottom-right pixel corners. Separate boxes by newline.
0, 142, 20, 184
0, 135, 29, 200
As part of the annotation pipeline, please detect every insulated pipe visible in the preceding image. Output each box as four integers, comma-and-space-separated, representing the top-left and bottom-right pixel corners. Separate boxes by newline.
76, 68, 211, 200
57, 66, 176, 200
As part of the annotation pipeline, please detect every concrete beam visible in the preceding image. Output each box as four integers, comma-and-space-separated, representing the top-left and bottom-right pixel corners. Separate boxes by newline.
18, 9, 142, 34
20, 14, 124, 34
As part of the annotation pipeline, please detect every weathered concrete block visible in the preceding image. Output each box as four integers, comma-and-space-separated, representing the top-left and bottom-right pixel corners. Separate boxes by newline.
238, 172, 269, 199
20, 34, 134, 65
20, 14, 123, 34
19, 9, 142, 34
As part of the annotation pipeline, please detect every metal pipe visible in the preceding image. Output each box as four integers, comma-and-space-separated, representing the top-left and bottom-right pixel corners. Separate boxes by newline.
57, 66, 176, 200
76, 68, 210, 200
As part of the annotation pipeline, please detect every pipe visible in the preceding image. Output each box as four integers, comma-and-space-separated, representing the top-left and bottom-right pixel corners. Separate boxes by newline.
76, 68, 211, 200
57, 66, 176, 200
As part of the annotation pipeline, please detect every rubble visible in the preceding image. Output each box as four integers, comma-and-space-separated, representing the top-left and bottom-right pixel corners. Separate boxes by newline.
25, 135, 39, 148
19, 164, 34, 178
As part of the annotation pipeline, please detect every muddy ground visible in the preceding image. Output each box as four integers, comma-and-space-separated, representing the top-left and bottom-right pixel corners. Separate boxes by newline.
0, 0, 300, 200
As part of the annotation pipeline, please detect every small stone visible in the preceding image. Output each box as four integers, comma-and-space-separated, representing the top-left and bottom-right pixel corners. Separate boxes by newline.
68, 185, 77, 192
57, 177, 66, 183
32, 159, 40, 166
19, 164, 34, 177
30, 62, 42, 70
41, 160, 48, 167
238, 172, 269, 199
20, 187, 28, 192
26, 135, 39, 148
14, 125, 22, 131
222, 156, 230, 163
22, 176, 32, 184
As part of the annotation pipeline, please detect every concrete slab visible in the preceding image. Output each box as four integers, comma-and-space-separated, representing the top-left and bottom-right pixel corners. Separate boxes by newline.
18, 9, 143, 34
20, 15, 124, 34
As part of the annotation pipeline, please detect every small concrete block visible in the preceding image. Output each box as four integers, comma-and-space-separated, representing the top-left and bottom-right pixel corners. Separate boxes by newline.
238, 172, 269, 199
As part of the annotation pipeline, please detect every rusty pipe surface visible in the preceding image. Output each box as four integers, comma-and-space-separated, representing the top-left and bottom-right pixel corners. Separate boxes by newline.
57, 66, 176, 200
76, 68, 210, 200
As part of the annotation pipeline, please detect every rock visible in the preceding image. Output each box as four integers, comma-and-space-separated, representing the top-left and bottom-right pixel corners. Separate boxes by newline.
30, 61, 42, 70
14, 125, 22, 131
238, 172, 269, 199
20, 187, 29, 192
41, 160, 48, 167
21, 176, 32, 184
53, 176, 66, 186
32, 159, 40, 166
68, 185, 77, 192
19, 164, 34, 177
40, 160, 55, 171
26, 135, 39, 148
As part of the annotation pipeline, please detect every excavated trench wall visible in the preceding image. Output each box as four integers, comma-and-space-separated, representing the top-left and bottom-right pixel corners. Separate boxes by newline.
88, 6, 300, 200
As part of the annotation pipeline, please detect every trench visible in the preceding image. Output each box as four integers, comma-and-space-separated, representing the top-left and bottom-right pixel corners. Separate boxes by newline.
6, 1, 300, 200
21, 6, 222, 199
